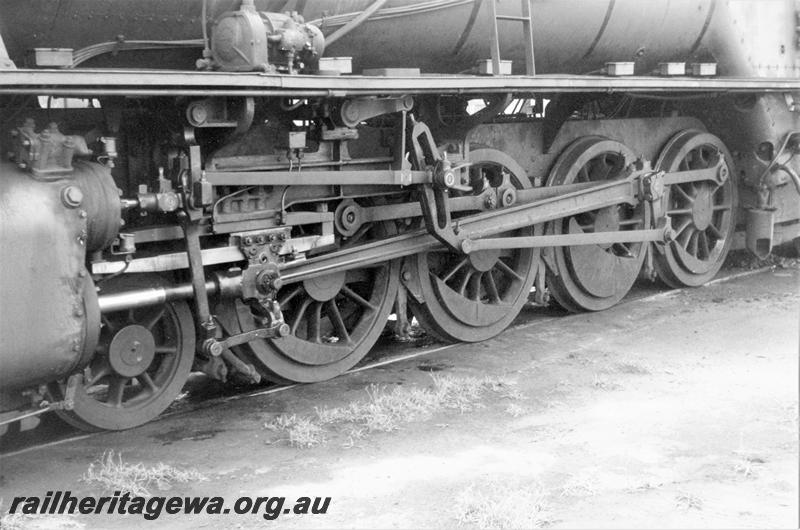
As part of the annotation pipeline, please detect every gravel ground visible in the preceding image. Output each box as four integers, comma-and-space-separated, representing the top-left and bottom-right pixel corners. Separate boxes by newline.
0, 265, 797, 529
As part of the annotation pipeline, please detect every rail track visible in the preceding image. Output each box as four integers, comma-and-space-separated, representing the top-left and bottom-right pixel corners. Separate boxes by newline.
0, 266, 768, 460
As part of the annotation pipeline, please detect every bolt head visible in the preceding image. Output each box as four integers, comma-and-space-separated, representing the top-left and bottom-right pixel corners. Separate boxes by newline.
204, 339, 223, 356
189, 104, 208, 124
61, 186, 84, 208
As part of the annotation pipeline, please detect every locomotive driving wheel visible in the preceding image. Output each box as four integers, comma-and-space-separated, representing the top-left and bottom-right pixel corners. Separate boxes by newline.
48, 278, 195, 431
545, 137, 649, 312
653, 130, 737, 287
221, 220, 401, 384
408, 148, 539, 343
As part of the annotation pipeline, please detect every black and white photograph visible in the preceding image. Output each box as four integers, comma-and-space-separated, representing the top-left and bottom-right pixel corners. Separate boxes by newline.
0, 0, 798, 528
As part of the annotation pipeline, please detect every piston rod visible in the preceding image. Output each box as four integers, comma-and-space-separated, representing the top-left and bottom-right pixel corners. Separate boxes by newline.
97, 273, 241, 313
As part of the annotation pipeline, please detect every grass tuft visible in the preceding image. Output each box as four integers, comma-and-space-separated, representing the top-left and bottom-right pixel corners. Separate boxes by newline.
266, 374, 519, 447
82, 450, 207, 497
614, 361, 652, 375
504, 403, 526, 418
559, 473, 597, 497
454, 481, 550, 529
264, 414, 326, 448
675, 491, 703, 510
592, 373, 620, 391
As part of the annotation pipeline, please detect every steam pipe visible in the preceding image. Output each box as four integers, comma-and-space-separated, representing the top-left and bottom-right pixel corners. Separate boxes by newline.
324, 0, 388, 47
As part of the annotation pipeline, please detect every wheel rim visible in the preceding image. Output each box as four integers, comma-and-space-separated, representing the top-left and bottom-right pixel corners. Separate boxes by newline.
545, 137, 649, 312
654, 130, 737, 287
222, 221, 400, 384
48, 292, 195, 431
408, 148, 539, 343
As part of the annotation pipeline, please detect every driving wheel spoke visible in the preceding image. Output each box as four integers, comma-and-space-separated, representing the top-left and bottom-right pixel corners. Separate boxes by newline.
341, 286, 377, 312
457, 270, 473, 296
674, 184, 695, 203
326, 301, 352, 344
674, 218, 692, 238
278, 285, 303, 308
139, 372, 159, 395
469, 273, 483, 302
141, 306, 166, 331
154, 345, 177, 355
706, 223, 723, 240
441, 257, 468, 283
291, 297, 313, 335
85, 365, 111, 388
306, 302, 323, 343
483, 272, 501, 303
105, 377, 128, 407
494, 258, 523, 282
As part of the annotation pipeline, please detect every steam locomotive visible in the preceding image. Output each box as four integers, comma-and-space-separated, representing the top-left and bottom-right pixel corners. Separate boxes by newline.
0, 0, 797, 431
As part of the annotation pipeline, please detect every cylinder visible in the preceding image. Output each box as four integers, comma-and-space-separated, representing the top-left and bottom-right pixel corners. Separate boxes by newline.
0, 163, 102, 394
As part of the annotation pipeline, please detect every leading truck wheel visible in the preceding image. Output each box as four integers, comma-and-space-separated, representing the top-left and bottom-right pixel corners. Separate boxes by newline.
407, 148, 539, 343
653, 130, 737, 288
545, 137, 649, 312
48, 299, 195, 432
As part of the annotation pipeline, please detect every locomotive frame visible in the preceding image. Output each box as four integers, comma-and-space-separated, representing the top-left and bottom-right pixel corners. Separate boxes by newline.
0, 0, 798, 432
